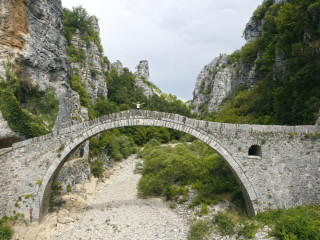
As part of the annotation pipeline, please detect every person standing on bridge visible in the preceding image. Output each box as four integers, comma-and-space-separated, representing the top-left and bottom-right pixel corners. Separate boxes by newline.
132, 101, 144, 110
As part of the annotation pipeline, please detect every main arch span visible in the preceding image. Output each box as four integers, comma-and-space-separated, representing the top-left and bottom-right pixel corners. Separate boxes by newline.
0, 110, 319, 222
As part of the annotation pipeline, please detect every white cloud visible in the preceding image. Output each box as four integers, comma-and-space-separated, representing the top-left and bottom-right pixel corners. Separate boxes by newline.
61, 0, 262, 100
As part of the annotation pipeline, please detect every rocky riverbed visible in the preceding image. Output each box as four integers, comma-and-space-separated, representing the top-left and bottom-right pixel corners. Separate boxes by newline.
13, 153, 273, 240
13, 155, 188, 240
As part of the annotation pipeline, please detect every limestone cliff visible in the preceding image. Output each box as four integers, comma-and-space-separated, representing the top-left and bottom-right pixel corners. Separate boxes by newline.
69, 16, 108, 104
112, 60, 124, 75
111, 59, 160, 98
192, 55, 233, 114
0, 0, 78, 142
191, 0, 278, 115
134, 60, 160, 98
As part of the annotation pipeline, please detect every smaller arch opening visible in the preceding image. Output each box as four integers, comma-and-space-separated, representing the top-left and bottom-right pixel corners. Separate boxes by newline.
248, 145, 262, 158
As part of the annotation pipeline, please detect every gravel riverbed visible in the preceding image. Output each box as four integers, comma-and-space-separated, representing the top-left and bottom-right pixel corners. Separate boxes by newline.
13, 153, 273, 240
53, 155, 189, 240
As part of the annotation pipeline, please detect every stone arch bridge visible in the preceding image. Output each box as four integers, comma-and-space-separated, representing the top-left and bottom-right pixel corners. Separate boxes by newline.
0, 110, 319, 222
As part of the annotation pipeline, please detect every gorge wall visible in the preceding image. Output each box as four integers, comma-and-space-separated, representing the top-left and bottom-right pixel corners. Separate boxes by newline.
0, 0, 78, 141
191, 0, 286, 115
0, 0, 165, 199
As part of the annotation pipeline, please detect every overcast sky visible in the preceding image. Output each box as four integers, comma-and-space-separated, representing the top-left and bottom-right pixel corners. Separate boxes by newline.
61, 0, 262, 101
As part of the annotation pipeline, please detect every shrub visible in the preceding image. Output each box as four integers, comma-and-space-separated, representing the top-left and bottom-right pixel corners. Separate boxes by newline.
137, 140, 242, 207
70, 74, 93, 108
199, 203, 209, 216
66, 185, 72, 193
240, 40, 259, 63
252, 0, 274, 20
90, 67, 99, 77
212, 211, 236, 236
164, 185, 180, 200
188, 219, 211, 240
256, 205, 320, 240
90, 160, 104, 177
237, 220, 258, 239
0, 223, 13, 240
67, 44, 86, 64
0, 63, 59, 138
0, 90, 49, 138
137, 174, 168, 197
63, 6, 93, 43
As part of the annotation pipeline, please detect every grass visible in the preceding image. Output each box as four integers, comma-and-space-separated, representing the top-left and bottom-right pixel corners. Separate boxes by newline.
188, 205, 320, 239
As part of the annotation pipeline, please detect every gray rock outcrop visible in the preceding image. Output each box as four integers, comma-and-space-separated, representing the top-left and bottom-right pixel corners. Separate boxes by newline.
243, 16, 263, 42
70, 26, 107, 103
192, 55, 233, 114
191, 1, 286, 114
0, 0, 77, 136
0, 111, 19, 148
134, 60, 160, 98
112, 60, 124, 75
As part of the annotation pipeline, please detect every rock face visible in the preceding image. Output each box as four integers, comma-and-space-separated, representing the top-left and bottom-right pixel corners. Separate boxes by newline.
192, 55, 233, 113
134, 60, 160, 98
243, 16, 263, 43
0, 0, 77, 134
56, 150, 112, 194
0, 111, 19, 148
70, 21, 108, 103
111, 60, 124, 75
191, 1, 289, 114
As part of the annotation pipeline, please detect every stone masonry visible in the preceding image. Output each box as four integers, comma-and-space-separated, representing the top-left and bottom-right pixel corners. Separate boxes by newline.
0, 110, 319, 222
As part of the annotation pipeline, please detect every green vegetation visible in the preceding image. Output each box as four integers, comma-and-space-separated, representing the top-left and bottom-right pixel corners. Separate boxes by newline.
210, 0, 320, 125
89, 130, 137, 161
188, 219, 211, 240
137, 140, 242, 205
57, 143, 65, 152
256, 205, 320, 240
89, 159, 104, 177
0, 217, 13, 240
305, 132, 320, 140
64, 6, 191, 122
67, 44, 86, 64
252, 0, 274, 20
188, 205, 320, 239
70, 73, 93, 110
49, 181, 62, 210
105, 68, 190, 117
212, 211, 236, 236
0, 62, 59, 138
63, 6, 103, 54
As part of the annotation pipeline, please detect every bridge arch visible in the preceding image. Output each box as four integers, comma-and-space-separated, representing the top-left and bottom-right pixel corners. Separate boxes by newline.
37, 111, 257, 221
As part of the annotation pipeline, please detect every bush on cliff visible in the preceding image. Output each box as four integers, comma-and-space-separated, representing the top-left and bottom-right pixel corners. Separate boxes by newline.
63, 6, 93, 43
0, 62, 59, 138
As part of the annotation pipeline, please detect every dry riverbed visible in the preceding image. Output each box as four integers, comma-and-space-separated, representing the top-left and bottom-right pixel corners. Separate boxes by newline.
13, 155, 188, 240
13, 153, 273, 240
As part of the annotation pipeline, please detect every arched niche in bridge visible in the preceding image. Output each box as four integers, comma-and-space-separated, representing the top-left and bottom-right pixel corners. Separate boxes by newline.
248, 145, 262, 158
37, 113, 257, 221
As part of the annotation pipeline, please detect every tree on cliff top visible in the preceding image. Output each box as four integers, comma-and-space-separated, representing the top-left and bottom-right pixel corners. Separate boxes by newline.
63, 6, 93, 43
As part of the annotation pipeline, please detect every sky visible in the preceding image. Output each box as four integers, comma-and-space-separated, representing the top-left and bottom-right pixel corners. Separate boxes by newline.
61, 0, 262, 101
